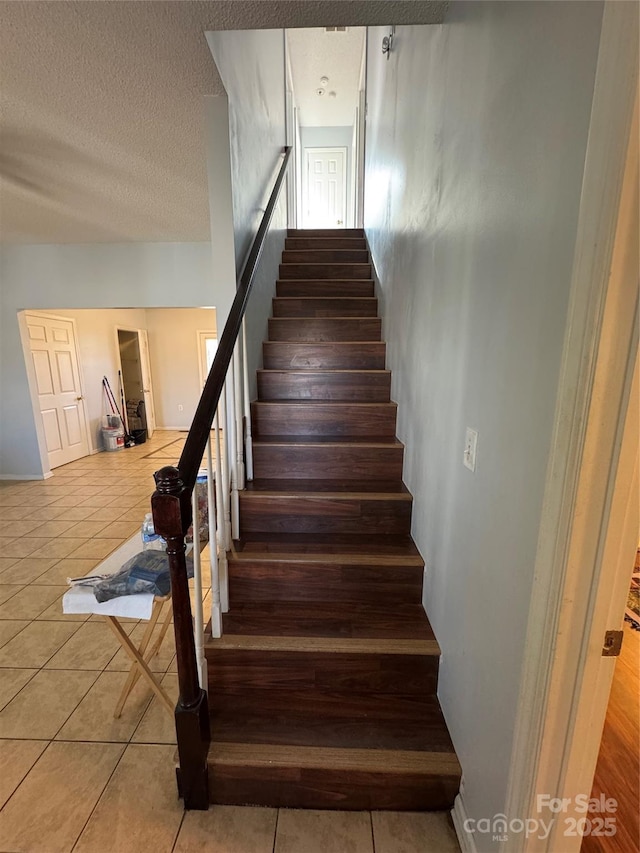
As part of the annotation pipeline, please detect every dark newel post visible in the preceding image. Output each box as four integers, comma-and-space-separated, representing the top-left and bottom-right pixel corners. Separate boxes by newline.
152, 465, 210, 810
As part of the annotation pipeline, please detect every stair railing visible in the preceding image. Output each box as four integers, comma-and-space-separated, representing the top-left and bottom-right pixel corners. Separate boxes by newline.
151, 145, 292, 809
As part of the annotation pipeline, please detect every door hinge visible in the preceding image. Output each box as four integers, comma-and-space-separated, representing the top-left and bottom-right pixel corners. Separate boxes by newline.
602, 629, 624, 657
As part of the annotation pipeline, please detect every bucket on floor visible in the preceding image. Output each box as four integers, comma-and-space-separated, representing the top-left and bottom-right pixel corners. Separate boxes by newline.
102, 427, 125, 452
131, 428, 147, 445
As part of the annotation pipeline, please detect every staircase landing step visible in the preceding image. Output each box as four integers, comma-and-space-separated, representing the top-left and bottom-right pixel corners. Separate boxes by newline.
207, 741, 460, 810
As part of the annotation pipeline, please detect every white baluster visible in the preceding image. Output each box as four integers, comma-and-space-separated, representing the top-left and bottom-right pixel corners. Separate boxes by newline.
214, 407, 230, 613
242, 318, 254, 481
218, 382, 232, 550
190, 486, 207, 689
226, 370, 240, 541
234, 341, 245, 491
206, 435, 222, 639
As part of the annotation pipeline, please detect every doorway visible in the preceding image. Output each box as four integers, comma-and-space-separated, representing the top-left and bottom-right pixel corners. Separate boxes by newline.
116, 328, 156, 439
22, 312, 90, 469
303, 147, 347, 228
197, 330, 218, 388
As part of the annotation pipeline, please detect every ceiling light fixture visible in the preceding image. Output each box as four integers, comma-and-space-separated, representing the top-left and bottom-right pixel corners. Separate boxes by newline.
320, 76, 329, 87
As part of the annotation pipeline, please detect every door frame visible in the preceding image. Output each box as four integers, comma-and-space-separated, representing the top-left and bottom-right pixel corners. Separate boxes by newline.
19, 310, 92, 477
196, 330, 218, 389
455, 7, 638, 853
114, 325, 157, 437
303, 146, 348, 229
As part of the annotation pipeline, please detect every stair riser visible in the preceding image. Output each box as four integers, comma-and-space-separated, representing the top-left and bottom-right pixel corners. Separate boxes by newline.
207, 651, 438, 695
239, 496, 412, 535
208, 765, 459, 811
276, 280, 375, 297
228, 562, 424, 605
272, 298, 378, 318
282, 250, 370, 264
288, 228, 365, 237
269, 317, 382, 342
280, 264, 372, 280
257, 371, 391, 402
251, 402, 396, 436
285, 238, 367, 250
262, 342, 386, 371
252, 445, 404, 480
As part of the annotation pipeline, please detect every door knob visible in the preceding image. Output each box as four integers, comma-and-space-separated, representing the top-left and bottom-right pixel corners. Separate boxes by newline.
76, 396, 84, 401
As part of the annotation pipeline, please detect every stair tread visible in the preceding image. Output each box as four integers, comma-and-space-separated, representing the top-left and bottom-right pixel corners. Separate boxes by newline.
253, 399, 397, 405
209, 742, 460, 775
217, 601, 435, 643
252, 435, 402, 446
243, 479, 411, 496
275, 296, 376, 301
209, 692, 455, 753
234, 533, 424, 561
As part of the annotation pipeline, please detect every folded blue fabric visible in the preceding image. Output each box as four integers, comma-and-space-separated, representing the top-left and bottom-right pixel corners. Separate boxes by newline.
94, 550, 193, 602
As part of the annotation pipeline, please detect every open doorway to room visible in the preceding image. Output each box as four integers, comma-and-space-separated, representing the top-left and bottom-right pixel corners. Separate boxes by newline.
116, 327, 156, 440
19, 307, 217, 475
285, 26, 366, 229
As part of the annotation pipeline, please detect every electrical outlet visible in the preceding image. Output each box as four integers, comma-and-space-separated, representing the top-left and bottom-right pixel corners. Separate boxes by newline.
463, 427, 478, 472
178, 404, 183, 412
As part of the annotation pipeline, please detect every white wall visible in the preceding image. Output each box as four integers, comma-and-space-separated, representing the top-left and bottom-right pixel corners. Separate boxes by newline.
0, 242, 212, 477
364, 4, 603, 849
145, 308, 216, 429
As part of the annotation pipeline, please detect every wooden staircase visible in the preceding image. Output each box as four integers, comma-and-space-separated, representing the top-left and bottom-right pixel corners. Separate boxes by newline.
204, 228, 461, 811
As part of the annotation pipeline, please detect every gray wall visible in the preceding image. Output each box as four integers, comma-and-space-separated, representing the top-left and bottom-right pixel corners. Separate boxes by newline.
206, 28, 288, 393
364, 3, 603, 848
0, 242, 213, 478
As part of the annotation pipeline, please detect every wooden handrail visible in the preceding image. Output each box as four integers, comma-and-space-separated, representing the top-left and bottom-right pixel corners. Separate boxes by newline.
150, 144, 291, 810
179, 145, 292, 494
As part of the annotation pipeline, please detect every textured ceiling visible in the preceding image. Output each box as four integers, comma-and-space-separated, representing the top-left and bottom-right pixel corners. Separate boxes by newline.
0, 1, 447, 244
287, 28, 366, 126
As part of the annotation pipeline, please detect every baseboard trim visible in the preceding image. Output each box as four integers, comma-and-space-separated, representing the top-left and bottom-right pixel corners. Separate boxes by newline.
452, 794, 478, 853
0, 471, 52, 481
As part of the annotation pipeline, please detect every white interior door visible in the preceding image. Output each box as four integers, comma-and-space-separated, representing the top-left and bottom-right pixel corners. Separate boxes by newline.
25, 313, 89, 469
137, 329, 156, 438
304, 147, 347, 228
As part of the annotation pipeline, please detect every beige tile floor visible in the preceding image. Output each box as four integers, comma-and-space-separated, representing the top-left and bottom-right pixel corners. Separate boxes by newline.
0, 430, 460, 853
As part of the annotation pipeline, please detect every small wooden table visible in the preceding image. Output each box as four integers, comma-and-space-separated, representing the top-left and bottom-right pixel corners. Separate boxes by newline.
62, 535, 175, 718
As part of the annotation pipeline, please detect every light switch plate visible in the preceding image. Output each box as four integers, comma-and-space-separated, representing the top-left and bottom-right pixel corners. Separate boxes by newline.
464, 427, 478, 472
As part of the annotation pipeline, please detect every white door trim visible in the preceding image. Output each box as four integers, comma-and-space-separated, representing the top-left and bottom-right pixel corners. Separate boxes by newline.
303, 147, 348, 229
19, 310, 93, 474
497, 5, 638, 852
115, 325, 156, 437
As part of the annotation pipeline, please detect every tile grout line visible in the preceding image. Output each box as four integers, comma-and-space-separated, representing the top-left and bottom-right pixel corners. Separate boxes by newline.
272, 806, 280, 853
0, 736, 55, 816
68, 742, 129, 853
370, 811, 376, 853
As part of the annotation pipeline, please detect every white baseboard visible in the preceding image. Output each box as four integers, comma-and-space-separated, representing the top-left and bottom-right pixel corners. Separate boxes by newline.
452, 794, 478, 853
0, 471, 52, 481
